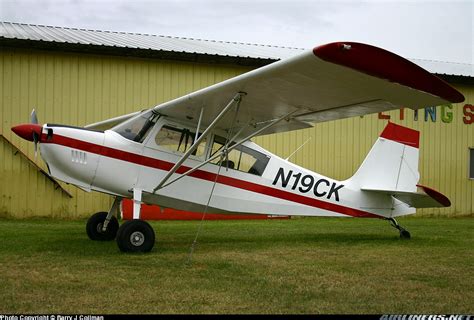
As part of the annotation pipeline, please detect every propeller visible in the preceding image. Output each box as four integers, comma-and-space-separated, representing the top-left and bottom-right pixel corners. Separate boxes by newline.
31, 109, 39, 158
11, 108, 43, 160
31, 108, 38, 124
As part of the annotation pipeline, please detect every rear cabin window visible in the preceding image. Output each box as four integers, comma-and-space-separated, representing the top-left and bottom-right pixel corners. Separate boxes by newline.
154, 125, 207, 157
210, 135, 269, 176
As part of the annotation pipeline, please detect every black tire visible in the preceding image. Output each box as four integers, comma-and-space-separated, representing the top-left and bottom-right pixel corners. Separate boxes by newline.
116, 220, 155, 253
86, 212, 119, 241
400, 230, 411, 239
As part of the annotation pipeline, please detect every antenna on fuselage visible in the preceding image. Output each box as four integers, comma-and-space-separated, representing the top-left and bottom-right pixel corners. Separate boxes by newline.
285, 136, 312, 161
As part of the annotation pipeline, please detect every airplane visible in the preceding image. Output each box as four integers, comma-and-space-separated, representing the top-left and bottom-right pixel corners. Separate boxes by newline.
11, 42, 465, 253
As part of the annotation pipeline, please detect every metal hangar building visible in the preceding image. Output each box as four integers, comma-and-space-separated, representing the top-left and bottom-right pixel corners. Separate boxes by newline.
0, 22, 472, 218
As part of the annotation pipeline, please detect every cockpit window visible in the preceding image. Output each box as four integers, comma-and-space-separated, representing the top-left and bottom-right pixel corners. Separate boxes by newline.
210, 136, 270, 176
112, 110, 160, 143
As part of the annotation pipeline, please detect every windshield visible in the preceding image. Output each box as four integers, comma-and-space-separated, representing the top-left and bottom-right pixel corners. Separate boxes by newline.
111, 110, 160, 142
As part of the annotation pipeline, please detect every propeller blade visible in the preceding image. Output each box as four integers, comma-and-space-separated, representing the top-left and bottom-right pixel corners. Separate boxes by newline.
31, 109, 38, 124
32, 131, 39, 159
30, 109, 40, 159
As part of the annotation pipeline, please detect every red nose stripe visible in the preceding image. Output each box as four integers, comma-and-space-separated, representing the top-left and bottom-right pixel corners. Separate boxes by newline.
11, 124, 43, 142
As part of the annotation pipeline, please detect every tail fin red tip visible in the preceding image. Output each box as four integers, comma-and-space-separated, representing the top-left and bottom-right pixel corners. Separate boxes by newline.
380, 122, 420, 148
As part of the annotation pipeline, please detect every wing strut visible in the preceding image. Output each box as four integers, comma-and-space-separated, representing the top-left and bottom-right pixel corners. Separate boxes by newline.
155, 108, 299, 191
194, 107, 204, 141
153, 92, 244, 192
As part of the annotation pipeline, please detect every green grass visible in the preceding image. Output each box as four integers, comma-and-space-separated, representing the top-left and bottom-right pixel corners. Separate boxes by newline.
0, 217, 472, 314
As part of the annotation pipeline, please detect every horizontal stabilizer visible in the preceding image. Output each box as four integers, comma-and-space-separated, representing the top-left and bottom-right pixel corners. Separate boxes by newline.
362, 185, 451, 208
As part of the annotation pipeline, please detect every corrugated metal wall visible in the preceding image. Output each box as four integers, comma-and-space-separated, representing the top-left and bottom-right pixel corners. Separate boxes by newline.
0, 48, 250, 218
1, 48, 473, 218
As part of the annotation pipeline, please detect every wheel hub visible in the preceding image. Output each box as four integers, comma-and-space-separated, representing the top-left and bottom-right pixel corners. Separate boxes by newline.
96, 222, 104, 233
130, 231, 145, 247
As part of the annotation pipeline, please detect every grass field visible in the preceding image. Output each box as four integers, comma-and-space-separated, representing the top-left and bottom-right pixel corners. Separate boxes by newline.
0, 217, 472, 314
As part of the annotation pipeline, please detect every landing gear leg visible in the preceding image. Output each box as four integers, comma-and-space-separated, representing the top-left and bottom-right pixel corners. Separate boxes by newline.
116, 188, 155, 253
86, 197, 121, 241
387, 217, 411, 239
102, 196, 121, 233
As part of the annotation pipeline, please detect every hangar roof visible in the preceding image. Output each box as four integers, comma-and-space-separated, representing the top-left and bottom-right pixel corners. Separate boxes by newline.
1, 21, 472, 79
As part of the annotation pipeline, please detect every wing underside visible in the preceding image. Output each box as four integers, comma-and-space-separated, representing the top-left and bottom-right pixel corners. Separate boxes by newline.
85, 42, 464, 136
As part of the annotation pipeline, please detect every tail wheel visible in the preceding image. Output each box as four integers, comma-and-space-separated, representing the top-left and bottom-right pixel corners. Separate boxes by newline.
86, 212, 119, 241
116, 220, 155, 253
400, 229, 411, 239
387, 217, 411, 240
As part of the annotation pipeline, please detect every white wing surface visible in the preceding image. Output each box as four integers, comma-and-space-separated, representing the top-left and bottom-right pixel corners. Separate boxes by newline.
151, 42, 464, 136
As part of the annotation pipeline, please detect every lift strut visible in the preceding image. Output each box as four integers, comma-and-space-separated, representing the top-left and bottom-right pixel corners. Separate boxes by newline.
152, 92, 244, 193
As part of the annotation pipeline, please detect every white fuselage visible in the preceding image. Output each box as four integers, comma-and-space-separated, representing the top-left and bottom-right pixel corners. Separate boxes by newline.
39, 120, 414, 219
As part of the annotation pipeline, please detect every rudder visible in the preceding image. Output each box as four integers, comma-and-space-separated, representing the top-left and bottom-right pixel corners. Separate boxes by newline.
350, 122, 420, 193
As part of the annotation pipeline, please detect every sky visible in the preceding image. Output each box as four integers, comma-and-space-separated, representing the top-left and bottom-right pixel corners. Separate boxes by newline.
0, 0, 472, 64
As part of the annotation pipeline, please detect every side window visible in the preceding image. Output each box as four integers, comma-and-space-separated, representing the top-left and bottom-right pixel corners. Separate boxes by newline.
210, 136, 269, 176
154, 125, 207, 157
155, 126, 183, 151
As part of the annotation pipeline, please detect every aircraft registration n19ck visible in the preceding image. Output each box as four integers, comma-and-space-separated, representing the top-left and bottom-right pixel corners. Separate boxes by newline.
11, 42, 465, 253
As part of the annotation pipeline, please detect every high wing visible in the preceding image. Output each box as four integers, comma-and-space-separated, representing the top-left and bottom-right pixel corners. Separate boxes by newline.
85, 110, 142, 131
150, 42, 464, 136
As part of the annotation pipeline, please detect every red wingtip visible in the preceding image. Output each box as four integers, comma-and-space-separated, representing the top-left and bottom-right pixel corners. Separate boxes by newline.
11, 124, 43, 142
313, 42, 465, 104
380, 122, 420, 148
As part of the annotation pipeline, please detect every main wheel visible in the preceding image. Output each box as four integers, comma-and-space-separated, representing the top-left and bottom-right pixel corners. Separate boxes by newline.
116, 220, 155, 253
86, 212, 119, 241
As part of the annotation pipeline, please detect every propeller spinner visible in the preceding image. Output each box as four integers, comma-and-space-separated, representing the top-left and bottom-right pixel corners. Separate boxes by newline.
11, 109, 42, 158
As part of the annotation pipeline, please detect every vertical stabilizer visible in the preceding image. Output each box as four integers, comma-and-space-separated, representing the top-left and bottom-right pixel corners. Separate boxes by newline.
350, 122, 420, 192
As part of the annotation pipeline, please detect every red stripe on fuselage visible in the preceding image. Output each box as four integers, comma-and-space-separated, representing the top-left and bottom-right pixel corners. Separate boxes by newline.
43, 133, 379, 218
